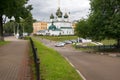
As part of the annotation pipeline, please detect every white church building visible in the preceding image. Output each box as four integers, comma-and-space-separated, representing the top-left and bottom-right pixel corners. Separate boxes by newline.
47, 7, 74, 36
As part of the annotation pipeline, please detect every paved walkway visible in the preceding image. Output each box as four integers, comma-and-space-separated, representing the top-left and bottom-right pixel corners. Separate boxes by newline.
0, 36, 31, 80
36, 37, 120, 80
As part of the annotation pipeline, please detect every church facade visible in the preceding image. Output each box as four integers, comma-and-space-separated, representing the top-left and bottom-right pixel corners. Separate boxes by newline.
47, 8, 74, 36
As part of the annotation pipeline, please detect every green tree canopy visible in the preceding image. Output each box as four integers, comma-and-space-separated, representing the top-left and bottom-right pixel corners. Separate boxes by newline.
75, 0, 120, 47
0, 0, 32, 41
75, 19, 90, 38
20, 13, 33, 33
89, 0, 120, 46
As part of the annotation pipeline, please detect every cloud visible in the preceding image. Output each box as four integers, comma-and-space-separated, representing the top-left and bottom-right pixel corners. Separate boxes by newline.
28, 0, 90, 21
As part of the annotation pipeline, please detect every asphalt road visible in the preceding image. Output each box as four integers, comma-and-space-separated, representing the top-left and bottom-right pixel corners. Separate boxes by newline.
36, 38, 120, 80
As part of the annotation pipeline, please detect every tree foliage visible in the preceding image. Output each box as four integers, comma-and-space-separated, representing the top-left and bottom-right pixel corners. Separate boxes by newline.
0, 0, 32, 41
75, 0, 120, 46
4, 13, 34, 35
75, 19, 90, 38
20, 13, 33, 33
3, 20, 16, 35
89, 0, 120, 46
89, 0, 120, 40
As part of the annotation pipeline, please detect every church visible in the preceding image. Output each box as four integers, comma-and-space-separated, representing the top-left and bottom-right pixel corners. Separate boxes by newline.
47, 7, 74, 36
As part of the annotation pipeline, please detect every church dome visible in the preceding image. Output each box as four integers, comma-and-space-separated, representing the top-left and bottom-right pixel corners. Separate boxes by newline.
56, 8, 63, 18
50, 13, 54, 19
48, 22, 57, 30
64, 13, 69, 18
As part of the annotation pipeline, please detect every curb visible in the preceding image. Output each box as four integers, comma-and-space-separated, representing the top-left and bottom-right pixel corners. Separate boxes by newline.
65, 57, 86, 80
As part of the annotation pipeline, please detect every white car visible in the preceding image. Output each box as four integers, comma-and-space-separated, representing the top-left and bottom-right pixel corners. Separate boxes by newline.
55, 42, 66, 47
64, 40, 72, 44
23, 32, 28, 37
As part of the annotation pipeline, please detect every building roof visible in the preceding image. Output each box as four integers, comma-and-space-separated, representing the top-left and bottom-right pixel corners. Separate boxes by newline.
64, 13, 69, 18
48, 23, 56, 30
56, 7, 63, 18
50, 13, 54, 19
60, 27, 73, 29
48, 22, 62, 31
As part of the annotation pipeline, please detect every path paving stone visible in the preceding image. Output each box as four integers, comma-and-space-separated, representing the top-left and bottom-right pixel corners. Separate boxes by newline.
0, 37, 31, 80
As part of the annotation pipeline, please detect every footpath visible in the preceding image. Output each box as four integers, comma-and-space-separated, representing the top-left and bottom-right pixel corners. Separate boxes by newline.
0, 36, 31, 80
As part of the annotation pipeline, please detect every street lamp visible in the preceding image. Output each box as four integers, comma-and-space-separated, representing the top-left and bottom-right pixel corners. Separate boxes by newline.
16, 23, 19, 39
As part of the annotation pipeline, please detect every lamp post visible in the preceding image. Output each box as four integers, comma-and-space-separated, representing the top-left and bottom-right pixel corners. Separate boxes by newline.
16, 23, 19, 39
13, 22, 16, 36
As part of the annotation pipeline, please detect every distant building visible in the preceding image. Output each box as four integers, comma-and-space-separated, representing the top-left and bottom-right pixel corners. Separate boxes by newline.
72, 23, 77, 29
47, 7, 74, 36
72, 20, 79, 29
33, 22, 47, 33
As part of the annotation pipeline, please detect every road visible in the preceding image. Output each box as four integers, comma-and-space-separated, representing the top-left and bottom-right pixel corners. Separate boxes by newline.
35, 37, 120, 80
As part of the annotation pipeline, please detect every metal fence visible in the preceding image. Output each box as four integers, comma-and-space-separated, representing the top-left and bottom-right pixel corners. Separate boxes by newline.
29, 38, 40, 80
75, 45, 115, 49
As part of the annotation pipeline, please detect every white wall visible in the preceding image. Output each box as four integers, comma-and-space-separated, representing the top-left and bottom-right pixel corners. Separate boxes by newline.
61, 29, 74, 35
49, 30, 61, 36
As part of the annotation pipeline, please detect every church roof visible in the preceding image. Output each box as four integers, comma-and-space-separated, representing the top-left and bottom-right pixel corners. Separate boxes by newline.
64, 13, 69, 18
48, 22, 57, 31
50, 13, 54, 19
56, 7, 63, 18
60, 27, 73, 29
48, 22, 62, 31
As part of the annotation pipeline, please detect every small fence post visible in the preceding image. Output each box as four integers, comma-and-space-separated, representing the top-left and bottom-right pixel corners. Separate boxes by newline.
36, 58, 40, 80
29, 38, 40, 80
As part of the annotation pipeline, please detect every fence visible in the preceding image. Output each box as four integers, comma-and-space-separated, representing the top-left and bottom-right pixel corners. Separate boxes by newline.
29, 38, 40, 80
75, 45, 115, 49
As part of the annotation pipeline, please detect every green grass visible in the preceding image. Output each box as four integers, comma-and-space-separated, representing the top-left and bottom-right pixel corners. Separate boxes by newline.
36, 35, 78, 41
83, 42, 96, 46
32, 38, 82, 80
101, 39, 116, 45
74, 39, 118, 53
0, 41, 10, 46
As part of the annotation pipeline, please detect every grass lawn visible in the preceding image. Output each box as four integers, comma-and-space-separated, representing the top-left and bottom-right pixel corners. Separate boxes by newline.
0, 41, 10, 46
74, 39, 118, 53
101, 39, 116, 45
32, 38, 83, 80
36, 35, 78, 41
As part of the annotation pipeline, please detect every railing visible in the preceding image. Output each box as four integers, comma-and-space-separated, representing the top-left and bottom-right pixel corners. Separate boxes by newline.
75, 45, 115, 49
29, 38, 40, 80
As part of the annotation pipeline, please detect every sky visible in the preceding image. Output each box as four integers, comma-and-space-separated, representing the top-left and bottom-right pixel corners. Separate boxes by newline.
28, 0, 90, 21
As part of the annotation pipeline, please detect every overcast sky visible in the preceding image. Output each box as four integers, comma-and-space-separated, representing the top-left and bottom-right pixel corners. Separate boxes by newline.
28, 0, 90, 21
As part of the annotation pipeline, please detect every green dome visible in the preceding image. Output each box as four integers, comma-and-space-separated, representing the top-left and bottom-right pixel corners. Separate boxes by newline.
50, 13, 54, 19
56, 8, 63, 18
64, 13, 68, 18
48, 22, 57, 30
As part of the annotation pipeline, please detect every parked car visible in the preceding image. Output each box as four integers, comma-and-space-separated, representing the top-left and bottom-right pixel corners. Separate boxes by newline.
70, 40, 77, 43
64, 40, 72, 44
23, 32, 28, 37
55, 42, 66, 47
78, 38, 92, 43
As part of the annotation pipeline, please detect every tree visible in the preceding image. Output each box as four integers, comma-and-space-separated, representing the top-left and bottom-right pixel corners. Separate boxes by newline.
75, 19, 90, 38
3, 20, 16, 35
89, 0, 120, 47
20, 13, 33, 33
0, 0, 32, 41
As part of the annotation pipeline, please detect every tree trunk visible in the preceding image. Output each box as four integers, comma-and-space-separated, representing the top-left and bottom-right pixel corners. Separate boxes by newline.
0, 14, 4, 41
117, 39, 120, 48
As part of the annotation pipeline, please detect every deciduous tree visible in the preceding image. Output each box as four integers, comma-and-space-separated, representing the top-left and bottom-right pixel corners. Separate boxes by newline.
0, 0, 32, 41
89, 0, 120, 47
